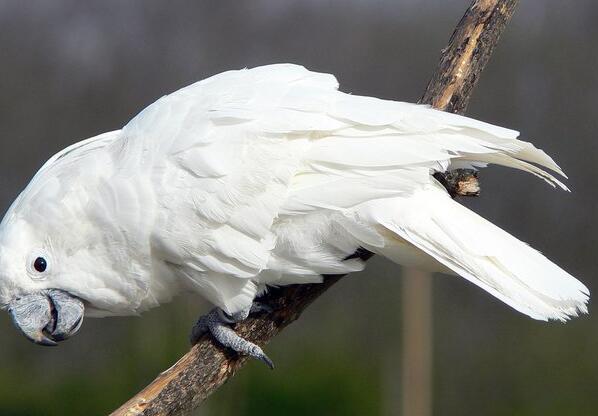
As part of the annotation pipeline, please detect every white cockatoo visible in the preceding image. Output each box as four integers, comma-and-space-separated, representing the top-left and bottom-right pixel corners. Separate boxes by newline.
0, 64, 589, 367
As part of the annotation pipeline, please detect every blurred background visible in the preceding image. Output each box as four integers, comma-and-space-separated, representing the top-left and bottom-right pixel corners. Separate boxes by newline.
0, 1, 597, 415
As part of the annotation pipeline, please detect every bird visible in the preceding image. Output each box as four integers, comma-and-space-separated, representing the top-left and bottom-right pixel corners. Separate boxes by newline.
0, 63, 589, 368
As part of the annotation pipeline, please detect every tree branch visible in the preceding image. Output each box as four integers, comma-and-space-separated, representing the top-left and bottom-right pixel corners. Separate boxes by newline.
420, 0, 519, 113
110, 1, 518, 415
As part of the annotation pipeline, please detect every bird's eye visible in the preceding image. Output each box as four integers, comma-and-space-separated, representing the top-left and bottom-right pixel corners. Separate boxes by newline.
26, 250, 51, 279
33, 257, 47, 273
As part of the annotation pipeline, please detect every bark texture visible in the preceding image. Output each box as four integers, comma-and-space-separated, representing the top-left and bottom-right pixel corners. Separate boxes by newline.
420, 0, 519, 114
110, 1, 519, 415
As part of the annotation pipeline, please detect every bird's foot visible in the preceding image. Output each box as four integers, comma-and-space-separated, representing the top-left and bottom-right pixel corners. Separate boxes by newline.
190, 303, 274, 369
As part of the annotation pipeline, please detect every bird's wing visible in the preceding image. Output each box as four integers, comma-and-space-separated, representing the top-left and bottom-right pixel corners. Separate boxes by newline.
118, 64, 574, 315
120, 64, 347, 313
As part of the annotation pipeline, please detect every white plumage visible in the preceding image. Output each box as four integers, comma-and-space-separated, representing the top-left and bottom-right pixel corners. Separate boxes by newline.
0, 63, 588, 323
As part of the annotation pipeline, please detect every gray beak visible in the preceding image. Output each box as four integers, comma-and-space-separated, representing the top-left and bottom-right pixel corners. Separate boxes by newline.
8, 289, 84, 346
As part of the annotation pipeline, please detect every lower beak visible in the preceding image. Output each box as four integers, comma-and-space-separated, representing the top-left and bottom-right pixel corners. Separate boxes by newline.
8, 289, 84, 346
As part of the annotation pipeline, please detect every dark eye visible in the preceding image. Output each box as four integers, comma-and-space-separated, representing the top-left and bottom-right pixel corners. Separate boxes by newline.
33, 257, 47, 273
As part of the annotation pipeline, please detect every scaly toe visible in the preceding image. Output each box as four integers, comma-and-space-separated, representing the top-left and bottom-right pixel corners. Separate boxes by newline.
191, 307, 275, 369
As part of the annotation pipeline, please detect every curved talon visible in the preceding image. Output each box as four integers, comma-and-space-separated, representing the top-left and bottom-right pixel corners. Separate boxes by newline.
190, 305, 275, 369
256, 350, 275, 370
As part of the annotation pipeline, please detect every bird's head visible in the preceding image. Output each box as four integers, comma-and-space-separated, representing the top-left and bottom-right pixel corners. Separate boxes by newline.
0, 134, 125, 346
0, 132, 154, 346
0, 205, 85, 346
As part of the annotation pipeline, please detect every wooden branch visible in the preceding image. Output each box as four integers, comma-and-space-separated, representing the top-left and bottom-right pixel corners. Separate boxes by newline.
110, 1, 518, 415
420, 0, 519, 114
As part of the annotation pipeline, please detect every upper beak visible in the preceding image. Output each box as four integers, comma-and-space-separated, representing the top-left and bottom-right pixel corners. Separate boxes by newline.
8, 289, 84, 346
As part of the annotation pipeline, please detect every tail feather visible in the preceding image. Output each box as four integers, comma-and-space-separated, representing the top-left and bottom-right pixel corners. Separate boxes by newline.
363, 186, 589, 321
459, 152, 569, 190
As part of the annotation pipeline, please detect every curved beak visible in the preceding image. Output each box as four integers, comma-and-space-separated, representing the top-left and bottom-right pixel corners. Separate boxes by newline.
8, 289, 84, 346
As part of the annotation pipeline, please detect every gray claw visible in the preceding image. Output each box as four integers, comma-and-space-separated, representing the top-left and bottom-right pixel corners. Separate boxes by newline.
190, 306, 275, 369
257, 351, 275, 370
